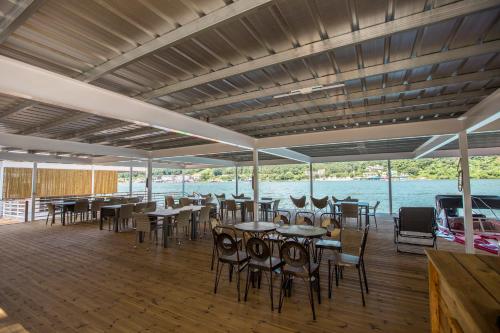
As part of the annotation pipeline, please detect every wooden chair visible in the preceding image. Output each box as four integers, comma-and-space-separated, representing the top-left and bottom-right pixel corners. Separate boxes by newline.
213, 226, 249, 302
133, 213, 158, 248
244, 201, 254, 221
134, 202, 147, 213
225, 199, 239, 223
368, 201, 380, 229
199, 206, 211, 237
278, 241, 321, 320
331, 226, 370, 306
295, 211, 315, 226
315, 213, 343, 298
244, 236, 284, 311
340, 203, 361, 229
179, 197, 193, 207
118, 204, 134, 231
45, 203, 59, 226
165, 195, 175, 208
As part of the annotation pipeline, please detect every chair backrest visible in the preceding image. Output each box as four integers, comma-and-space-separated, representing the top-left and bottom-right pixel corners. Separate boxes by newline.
134, 213, 151, 233
372, 201, 380, 210
332, 196, 339, 203
119, 204, 134, 219
128, 197, 140, 204
225, 199, 237, 210
261, 197, 272, 201
74, 200, 89, 213
296, 211, 314, 225
179, 197, 192, 207
399, 207, 436, 234
280, 241, 311, 273
246, 237, 272, 266
341, 203, 359, 219
210, 217, 221, 231
165, 196, 175, 207
145, 201, 157, 212
134, 202, 147, 213
290, 195, 306, 208
91, 200, 105, 212
272, 199, 280, 211
214, 226, 240, 258
176, 210, 191, 226
244, 201, 254, 214
273, 213, 290, 225
358, 225, 370, 261
47, 203, 55, 214
320, 213, 342, 240
232, 193, 244, 199
199, 206, 211, 224
311, 196, 328, 209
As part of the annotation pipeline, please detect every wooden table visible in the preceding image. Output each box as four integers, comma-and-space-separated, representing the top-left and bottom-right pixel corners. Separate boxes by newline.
234, 221, 277, 236
276, 225, 327, 240
148, 205, 204, 248
426, 250, 500, 333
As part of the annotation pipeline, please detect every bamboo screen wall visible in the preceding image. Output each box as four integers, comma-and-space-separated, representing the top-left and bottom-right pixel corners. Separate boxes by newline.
2, 168, 118, 199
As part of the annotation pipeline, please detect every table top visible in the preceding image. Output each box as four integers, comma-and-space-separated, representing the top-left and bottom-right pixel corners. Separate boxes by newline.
53, 201, 76, 206
148, 205, 204, 217
276, 225, 327, 238
101, 204, 123, 210
221, 198, 274, 204
234, 221, 277, 233
335, 200, 369, 207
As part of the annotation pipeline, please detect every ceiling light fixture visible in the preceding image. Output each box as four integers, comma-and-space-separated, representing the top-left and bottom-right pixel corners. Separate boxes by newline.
273, 83, 345, 99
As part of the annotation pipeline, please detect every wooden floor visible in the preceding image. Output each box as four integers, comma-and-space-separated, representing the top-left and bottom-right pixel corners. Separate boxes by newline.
0, 214, 466, 333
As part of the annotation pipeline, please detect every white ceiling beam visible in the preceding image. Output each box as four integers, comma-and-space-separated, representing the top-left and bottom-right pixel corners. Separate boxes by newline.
175, 41, 500, 114
256, 119, 464, 149
150, 143, 246, 158
160, 156, 236, 167
142, 0, 498, 101
413, 134, 458, 159
429, 147, 500, 158
0, 56, 256, 149
77, 0, 273, 82
311, 152, 416, 163
462, 88, 500, 133
217, 70, 499, 122
0, 132, 149, 158
94, 160, 184, 169
0, 151, 91, 164
260, 148, 311, 163
0, 0, 46, 43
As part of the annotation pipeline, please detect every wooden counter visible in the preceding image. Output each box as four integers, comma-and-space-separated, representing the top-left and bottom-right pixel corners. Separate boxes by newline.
426, 250, 500, 333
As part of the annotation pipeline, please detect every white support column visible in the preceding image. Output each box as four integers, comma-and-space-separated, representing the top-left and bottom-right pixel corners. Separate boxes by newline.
253, 149, 259, 220
31, 162, 37, 222
181, 169, 185, 195
235, 166, 239, 195
458, 131, 474, 254
0, 161, 4, 217
91, 165, 95, 196
309, 162, 313, 209
128, 165, 133, 196
388, 160, 393, 215
147, 158, 153, 202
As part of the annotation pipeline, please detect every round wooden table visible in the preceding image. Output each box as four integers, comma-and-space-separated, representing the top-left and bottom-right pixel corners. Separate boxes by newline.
276, 225, 327, 239
234, 221, 277, 234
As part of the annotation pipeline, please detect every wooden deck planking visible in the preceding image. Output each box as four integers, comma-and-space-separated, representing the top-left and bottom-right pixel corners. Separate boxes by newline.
0, 215, 467, 333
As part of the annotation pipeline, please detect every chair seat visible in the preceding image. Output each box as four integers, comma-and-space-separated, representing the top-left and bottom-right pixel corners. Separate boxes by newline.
282, 261, 319, 277
315, 239, 342, 250
219, 251, 248, 264
249, 256, 283, 270
333, 252, 359, 267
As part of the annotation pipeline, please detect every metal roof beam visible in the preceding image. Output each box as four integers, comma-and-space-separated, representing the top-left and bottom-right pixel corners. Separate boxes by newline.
0, 55, 256, 149
0, 100, 36, 120
0, 132, 149, 158
176, 41, 500, 114
142, 0, 499, 101
0, 0, 46, 44
18, 113, 89, 135
77, 0, 273, 82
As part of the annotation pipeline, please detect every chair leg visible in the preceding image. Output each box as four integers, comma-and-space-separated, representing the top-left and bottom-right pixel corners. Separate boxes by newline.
328, 260, 332, 299
307, 278, 316, 320
316, 272, 321, 304
269, 271, 274, 311
374, 215, 378, 229
278, 274, 286, 314
210, 244, 216, 270
244, 265, 251, 302
237, 265, 241, 302
334, 264, 339, 287
361, 261, 369, 293
214, 261, 223, 294
357, 267, 366, 306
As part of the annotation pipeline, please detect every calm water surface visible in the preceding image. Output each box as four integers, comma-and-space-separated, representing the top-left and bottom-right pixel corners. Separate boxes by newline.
119, 179, 499, 213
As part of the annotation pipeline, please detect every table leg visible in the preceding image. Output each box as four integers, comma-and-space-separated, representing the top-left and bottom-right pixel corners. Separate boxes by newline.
52, 212, 55, 225
365, 207, 369, 227
163, 217, 171, 248
241, 204, 246, 222
61, 208, 66, 226
99, 212, 103, 230
191, 211, 197, 240
114, 214, 119, 232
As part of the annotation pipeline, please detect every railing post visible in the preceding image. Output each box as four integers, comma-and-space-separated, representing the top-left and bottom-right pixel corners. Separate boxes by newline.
128, 165, 133, 196
24, 201, 29, 222
181, 169, 185, 195
31, 162, 37, 222
459, 131, 474, 254
388, 160, 393, 215
235, 166, 239, 195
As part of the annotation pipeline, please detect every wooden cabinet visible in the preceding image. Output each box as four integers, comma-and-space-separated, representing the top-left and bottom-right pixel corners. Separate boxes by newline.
426, 250, 500, 333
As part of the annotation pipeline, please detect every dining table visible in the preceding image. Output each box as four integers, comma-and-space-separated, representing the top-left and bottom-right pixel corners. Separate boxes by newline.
234, 221, 277, 236
52, 201, 76, 226
276, 224, 327, 240
147, 205, 204, 248
100, 204, 123, 232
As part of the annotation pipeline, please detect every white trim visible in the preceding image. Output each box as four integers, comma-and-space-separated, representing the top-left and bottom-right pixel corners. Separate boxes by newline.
260, 148, 311, 163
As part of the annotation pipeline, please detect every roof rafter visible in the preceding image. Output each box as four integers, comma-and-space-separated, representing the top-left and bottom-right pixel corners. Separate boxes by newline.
141, 0, 499, 101
0, 0, 46, 44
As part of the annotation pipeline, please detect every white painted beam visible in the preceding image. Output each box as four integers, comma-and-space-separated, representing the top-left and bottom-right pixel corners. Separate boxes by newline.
430, 147, 500, 158
0, 0, 46, 43
463, 88, 500, 133
459, 131, 474, 254
143, 0, 499, 100
413, 134, 458, 159
160, 156, 235, 167
0, 56, 255, 149
150, 143, 246, 158
0, 132, 149, 158
176, 41, 500, 114
260, 148, 311, 163
256, 119, 464, 149
78, 0, 273, 82
0, 151, 91, 164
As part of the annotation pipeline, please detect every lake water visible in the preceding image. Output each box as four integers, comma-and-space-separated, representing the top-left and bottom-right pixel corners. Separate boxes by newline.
118, 179, 499, 213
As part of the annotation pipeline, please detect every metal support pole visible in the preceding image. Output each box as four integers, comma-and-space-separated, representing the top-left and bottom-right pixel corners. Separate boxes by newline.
235, 166, 239, 195
388, 160, 393, 215
181, 169, 185, 195
309, 162, 313, 209
91, 165, 95, 196
459, 131, 474, 254
253, 149, 259, 220
31, 162, 37, 222
0, 161, 4, 203
147, 158, 153, 202
128, 165, 133, 196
